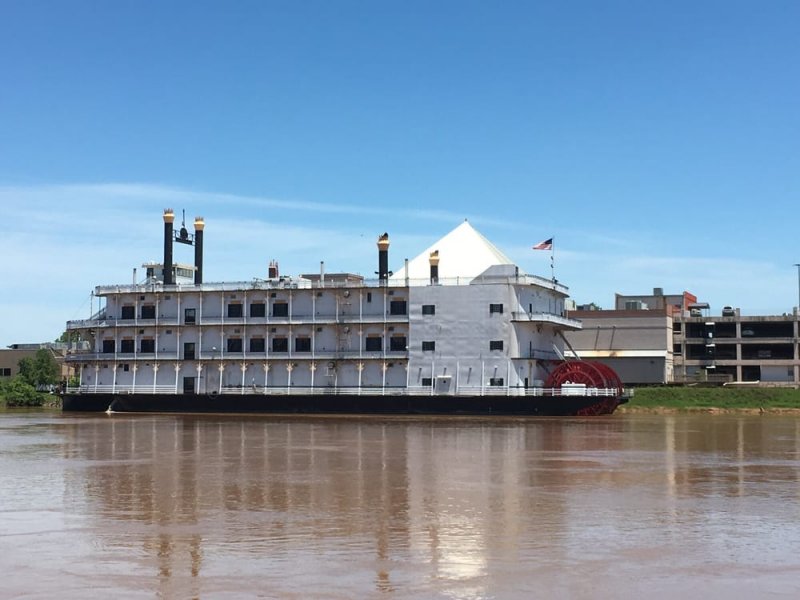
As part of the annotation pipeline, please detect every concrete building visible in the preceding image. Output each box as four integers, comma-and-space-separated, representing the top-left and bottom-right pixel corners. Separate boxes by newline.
673, 307, 800, 384
567, 288, 800, 386
0, 344, 74, 382
564, 307, 674, 384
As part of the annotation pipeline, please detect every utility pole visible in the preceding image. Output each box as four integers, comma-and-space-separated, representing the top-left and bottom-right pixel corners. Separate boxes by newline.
795, 264, 800, 313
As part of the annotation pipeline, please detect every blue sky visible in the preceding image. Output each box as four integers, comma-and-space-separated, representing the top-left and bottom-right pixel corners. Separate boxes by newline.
1, 1, 799, 345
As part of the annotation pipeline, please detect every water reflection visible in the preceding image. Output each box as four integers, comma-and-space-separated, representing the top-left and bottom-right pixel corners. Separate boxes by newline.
2, 413, 800, 598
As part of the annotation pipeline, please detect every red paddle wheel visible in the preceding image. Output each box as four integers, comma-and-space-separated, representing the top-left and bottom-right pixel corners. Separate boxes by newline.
544, 360, 623, 391
544, 361, 624, 415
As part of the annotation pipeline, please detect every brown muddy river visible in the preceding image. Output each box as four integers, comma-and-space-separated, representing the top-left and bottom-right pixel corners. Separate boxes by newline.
1, 411, 799, 599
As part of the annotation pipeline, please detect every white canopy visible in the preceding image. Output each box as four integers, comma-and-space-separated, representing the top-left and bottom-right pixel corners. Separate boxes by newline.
390, 220, 516, 284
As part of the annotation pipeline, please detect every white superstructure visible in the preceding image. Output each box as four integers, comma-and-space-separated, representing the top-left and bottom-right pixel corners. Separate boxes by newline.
66, 219, 581, 397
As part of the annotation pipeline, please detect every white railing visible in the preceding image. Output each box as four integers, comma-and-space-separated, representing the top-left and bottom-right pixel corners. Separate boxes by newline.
511, 312, 582, 328
65, 385, 623, 397
90, 273, 567, 296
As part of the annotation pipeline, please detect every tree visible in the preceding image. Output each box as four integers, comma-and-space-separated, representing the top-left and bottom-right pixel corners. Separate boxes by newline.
17, 349, 60, 388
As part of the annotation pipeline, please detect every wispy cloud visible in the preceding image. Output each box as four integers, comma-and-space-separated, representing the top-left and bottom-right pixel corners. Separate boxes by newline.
0, 181, 796, 346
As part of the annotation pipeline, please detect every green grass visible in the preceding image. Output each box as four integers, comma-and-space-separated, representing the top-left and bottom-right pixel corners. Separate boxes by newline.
625, 386, 800, 411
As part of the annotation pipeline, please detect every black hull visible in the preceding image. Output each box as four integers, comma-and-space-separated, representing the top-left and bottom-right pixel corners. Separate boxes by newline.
63, 393, 625, 416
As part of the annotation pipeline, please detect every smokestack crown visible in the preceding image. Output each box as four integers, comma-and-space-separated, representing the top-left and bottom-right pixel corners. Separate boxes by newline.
194, 216, 205, 231
377, 233, 390, 250
163, 209, 175, 223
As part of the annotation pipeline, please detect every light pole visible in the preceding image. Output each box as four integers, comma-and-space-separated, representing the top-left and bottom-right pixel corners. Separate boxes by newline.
795, 264, 800, 313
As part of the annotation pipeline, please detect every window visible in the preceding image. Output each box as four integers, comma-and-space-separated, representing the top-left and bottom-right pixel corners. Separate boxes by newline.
489, 377, 504, 386
390, 336, 407, 351
0, 368, 12, 377
365, 337, 382, 352
140, 339, 155, 353
184, 342, 196, 360
366, 292, 372, 303
121, 305, 135, 320
141, 305, 156, 319
273, 302, 289, 317
489, 303, 503, 314
389, 300, 407, 315
489, 340, 503, 351
422, 341, 435, 352
120, 339, 134, 353
250, 338, 265, 353
227, 303, 243, 318
272, 337, 288, 352
227, 338, 243, 353
295, 337, 311, 352
422, 304, 436, 315
184, 308, 196, 324
422, 377, 433, 387
122, 364, 129, 372
102, 340, 115, 354
250, 302, 266, 318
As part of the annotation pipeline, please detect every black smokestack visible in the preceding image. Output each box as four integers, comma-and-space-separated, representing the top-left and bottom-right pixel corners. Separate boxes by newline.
429, 250, 439, 284
163, 209, 174, 285
194, 216, 204, 284
377, 233, 390, 285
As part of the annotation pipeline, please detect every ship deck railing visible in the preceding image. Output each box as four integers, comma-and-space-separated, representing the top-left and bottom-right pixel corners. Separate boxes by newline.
89, 273, 569, 296
65, 385, 623, 397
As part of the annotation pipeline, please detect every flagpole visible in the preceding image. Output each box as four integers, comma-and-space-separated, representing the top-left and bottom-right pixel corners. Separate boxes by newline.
551, 238, 555, 282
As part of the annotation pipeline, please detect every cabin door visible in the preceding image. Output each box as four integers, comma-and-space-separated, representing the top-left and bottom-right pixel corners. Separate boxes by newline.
183, 377, 196, 394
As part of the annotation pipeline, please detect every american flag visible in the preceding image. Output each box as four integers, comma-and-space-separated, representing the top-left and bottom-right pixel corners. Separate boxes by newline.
532, 238, 553, 251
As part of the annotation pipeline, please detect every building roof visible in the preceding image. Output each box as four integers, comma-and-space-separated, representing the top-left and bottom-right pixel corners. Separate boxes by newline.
390, 220, 515, 283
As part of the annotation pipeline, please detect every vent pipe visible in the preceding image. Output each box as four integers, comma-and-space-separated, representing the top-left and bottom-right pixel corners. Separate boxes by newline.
268, 260, 279, 279
194, 216, 204, 284
320, 261, 325, 286
377, 233, 390, 285
163, 209, 175, 285
429, 250, 439, 284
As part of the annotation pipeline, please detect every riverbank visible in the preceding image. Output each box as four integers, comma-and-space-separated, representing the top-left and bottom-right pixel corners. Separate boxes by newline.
620, 386, 800, 414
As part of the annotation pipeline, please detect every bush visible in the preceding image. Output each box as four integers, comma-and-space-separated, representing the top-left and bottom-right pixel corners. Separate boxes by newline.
0, 377, 46, 407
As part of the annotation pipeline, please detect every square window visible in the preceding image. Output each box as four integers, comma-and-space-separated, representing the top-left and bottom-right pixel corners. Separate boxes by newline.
422, 341, 435, 352
489, 377, 504, 386
295, 338, 311, 352
389, 300, 407, 315
184, 308, 196, 324
140, 339, 155, 353
273, 302, 289, 317
250, 302, 266, 318
365, 337, 382, 352
102, 340, 115, 354
227, 303, 243, 318
121, 306, 135, 320
227, 338, 243, 353
489, 303, 503, 314
120, 339, 134, 353
390, 336, 407, 351
422, 304, 435, 315
422, 377, 433, 387
141, 305, 156, 319
489, 340, 503, 351
272, 337, 288, 352
250, 338, 265, 353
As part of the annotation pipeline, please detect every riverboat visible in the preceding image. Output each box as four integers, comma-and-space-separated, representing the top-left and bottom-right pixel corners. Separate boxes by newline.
62, 210, 629, 415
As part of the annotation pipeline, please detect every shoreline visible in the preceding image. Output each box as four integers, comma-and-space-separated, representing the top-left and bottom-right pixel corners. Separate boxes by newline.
618, 405, 800, 415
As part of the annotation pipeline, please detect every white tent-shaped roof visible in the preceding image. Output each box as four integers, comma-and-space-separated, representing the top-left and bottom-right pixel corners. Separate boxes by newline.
390, 220, 516, 284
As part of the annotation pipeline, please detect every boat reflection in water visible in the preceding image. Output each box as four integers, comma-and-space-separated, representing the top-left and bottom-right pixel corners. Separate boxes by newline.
24, 414, 799, 598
